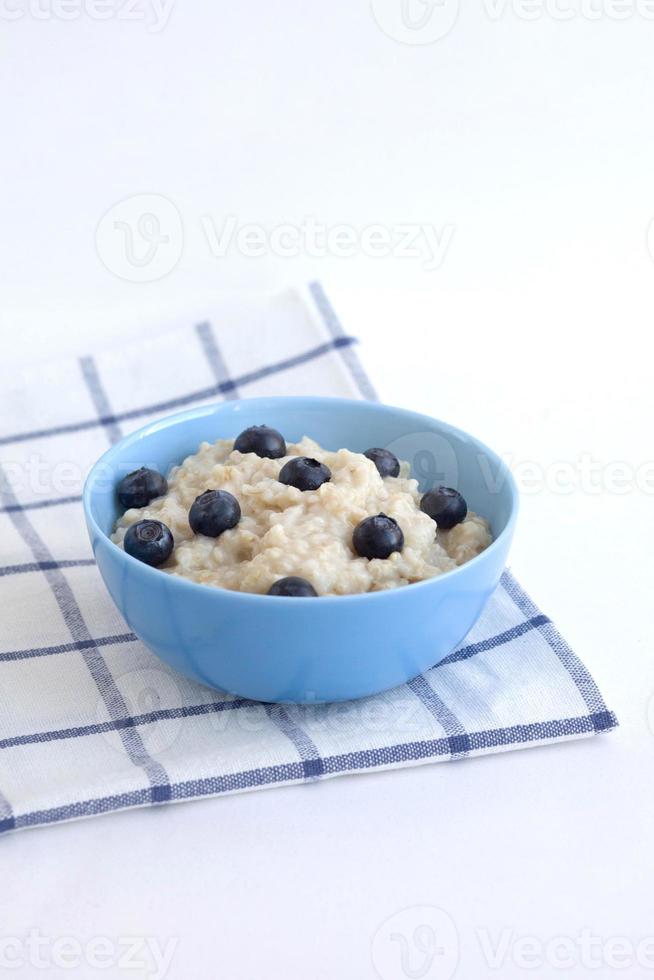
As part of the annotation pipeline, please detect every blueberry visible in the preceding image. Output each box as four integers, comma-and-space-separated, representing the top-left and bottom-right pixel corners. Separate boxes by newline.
420, 487, 467, 529
189, 489, 241, 537
353, 513, 404, 560
234, 425, 286, 459
364, 448, 400, 479
123, 520, 174, 567
117, 468, 167, 510
267, 576, 318, 597
278, 457, 331, 491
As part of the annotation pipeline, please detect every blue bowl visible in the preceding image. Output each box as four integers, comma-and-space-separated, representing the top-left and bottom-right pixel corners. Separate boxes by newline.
83, 397, 518, 703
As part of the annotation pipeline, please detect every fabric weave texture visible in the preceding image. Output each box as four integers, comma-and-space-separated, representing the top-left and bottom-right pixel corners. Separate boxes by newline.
0, 283, 617, 835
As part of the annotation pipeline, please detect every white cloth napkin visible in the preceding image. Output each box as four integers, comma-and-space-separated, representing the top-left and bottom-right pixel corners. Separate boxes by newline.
0, 282, 617, 834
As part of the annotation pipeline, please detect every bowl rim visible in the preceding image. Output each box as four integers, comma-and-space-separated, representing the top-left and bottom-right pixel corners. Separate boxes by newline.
83, 395, 519, 604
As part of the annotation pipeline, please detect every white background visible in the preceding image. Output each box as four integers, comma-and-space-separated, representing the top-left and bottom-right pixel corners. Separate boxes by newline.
1, 0, 653, 978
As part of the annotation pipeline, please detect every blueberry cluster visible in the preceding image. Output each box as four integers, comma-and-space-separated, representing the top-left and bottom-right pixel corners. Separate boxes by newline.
115, 425, 468, 596
116, 426, 279, 568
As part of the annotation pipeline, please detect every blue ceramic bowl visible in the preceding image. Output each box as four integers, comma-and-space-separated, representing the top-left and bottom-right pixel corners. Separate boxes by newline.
83, 397, 518, 703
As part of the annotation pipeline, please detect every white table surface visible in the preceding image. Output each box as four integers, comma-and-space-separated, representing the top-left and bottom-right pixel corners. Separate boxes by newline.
1, 1, 653, 977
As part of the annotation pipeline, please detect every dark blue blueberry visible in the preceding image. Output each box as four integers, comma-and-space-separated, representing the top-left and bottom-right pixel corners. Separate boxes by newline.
267, 576, 318, 597
352, 513, 404, 560
234, 425, 286, 459
278, 457, 331, 491
123, 520, 174, 567
420, 486, 467, 529
117, 468, 167, 510
364, 448, 400, 479
189, 490, 241, 537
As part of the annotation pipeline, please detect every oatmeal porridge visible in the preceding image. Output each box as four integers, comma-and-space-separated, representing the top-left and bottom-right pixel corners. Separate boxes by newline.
112, 425, 492, 596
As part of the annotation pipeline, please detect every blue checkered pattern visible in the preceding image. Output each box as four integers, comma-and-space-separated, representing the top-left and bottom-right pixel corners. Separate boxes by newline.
0, 282, 617, 835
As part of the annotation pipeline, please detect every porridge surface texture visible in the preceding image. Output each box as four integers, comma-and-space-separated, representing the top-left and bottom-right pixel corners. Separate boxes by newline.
112, 436, 492, 595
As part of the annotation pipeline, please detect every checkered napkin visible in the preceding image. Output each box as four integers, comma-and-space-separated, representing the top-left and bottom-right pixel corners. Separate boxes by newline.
0, 283, 617, 835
